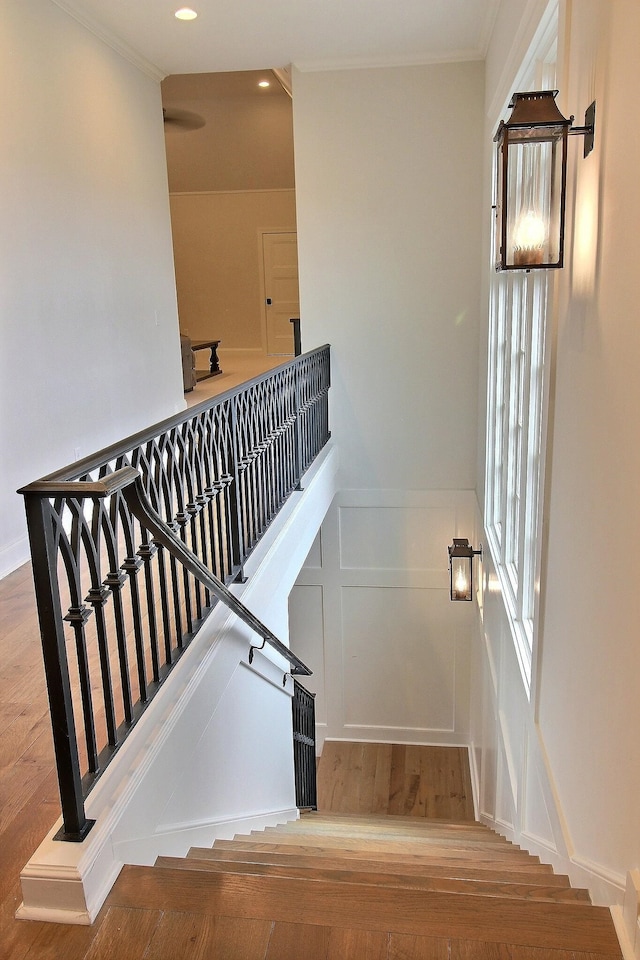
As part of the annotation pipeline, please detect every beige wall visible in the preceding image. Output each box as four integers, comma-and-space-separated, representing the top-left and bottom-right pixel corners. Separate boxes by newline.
169, 189, 297, 349
163, 72, 297, 353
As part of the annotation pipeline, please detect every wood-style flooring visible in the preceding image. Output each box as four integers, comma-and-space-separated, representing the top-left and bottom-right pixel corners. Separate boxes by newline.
316, 740, 474, 820
0, 563, 624, 958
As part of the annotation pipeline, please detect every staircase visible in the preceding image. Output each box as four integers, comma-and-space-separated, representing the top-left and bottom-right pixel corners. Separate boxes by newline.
106, 811, 623, 957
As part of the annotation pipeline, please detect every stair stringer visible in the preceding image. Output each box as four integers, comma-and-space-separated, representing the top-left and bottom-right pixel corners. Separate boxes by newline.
470, 570, 627, 911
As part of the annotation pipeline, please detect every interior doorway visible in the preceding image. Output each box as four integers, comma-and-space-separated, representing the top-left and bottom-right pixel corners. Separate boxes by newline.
261, 232, 299, 356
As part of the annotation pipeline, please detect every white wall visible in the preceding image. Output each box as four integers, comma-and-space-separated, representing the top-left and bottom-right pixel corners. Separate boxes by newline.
289, 62, 484, 749
293, 61, 484, 491
0, 0, 184, 577
540, 0, 640, 887
472, 0, 640, 916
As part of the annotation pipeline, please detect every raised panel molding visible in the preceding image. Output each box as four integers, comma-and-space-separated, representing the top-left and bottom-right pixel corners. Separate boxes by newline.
338, 504, 455, 573
290, 488, 476, 748
341, 585, 460, 732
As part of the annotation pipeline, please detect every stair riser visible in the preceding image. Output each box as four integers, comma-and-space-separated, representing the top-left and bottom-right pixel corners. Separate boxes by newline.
234, 833, 541, 862
267, 824, 523, 845
157, 857, 589, 903
189, 847, 569, 885
111, 866, 620, 955
211, 840, 554, 872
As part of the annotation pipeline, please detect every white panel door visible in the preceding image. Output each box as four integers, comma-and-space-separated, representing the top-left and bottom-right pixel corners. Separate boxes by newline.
262, 232, 299, 355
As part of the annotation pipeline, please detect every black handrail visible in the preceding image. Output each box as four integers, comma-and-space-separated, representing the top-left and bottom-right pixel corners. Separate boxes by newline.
25, 467, 312, 679
19, 346, 330, 841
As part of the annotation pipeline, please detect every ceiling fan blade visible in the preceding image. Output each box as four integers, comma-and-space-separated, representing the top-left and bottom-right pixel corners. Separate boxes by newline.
162, 107, 205, 131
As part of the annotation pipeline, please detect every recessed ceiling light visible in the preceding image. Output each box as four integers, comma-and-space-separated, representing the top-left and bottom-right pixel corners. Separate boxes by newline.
258, 80, 270, 88
175, 7, 197, 20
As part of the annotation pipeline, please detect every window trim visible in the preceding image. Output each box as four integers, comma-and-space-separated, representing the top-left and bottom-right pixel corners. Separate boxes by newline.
484, 13, 558, 696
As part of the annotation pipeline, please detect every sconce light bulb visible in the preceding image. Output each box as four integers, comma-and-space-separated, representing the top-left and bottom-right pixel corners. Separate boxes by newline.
514, 211, 546, 265
454, 567, 468, 597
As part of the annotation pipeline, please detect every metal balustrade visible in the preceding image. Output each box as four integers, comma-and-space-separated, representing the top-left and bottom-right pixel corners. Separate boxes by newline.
19, 346, 330, 841
292, 679, 317, 810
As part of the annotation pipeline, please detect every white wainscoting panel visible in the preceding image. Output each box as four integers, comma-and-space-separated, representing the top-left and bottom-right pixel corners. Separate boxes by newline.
288, 583, 327, 725
290, 488, 476, 749
339, 504, 455, 573
341, 586, 461, 731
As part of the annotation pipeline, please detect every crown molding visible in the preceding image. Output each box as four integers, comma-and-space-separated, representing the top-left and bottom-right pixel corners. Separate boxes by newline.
50, 0, 166, 81
293, 48, 484, 74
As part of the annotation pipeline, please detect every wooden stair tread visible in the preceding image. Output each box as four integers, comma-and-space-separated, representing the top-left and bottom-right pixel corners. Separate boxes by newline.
109, 864, 621, 954
229, 831, 540, 861
302, 812, 483, 827
156, 855, 590, 902
265, 822, 522, 846
188, 845, 571, 885
299, 814, 490, 833
211, 838, 555, 872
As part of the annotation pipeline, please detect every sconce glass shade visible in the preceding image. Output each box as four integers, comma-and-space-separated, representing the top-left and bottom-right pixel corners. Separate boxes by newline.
494, 91, 572, 271
448, 538, 479, 602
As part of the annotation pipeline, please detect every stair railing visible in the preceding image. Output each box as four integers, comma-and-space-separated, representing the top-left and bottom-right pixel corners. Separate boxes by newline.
19, 346, 330, 842
292, 679, 317, 809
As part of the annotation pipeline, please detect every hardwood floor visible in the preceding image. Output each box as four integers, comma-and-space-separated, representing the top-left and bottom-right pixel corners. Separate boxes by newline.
0, 565, 623, 958
317, 741, 474, 819
184, 350, 287, 408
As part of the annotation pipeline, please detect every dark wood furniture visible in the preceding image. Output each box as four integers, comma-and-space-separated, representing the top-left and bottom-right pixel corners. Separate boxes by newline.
191, 339, 222, 381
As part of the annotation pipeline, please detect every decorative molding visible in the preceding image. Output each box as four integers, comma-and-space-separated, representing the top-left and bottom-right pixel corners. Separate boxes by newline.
49, 0, 165, 81
114, 807, 299, 864
272, 67, 292, 98
293, 50, 484, 74
476, 0, 502, 60
487, 0, 558, 123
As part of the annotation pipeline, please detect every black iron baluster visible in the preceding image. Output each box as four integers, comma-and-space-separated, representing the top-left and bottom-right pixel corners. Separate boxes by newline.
292, 680, 317, 810
137, 536, 161, 684
229, 393, 246, 578
19, 347, 330, 839
85, 582, 117, 748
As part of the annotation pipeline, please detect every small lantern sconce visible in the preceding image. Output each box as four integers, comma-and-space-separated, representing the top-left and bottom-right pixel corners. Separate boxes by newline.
494, 91, 595, 271
448, 539, 482, 602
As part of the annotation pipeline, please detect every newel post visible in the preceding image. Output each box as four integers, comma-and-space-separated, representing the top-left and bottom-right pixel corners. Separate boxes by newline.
22, 491, 94, 841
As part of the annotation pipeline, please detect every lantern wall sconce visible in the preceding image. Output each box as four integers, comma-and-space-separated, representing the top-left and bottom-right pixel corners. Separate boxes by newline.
448, 539, 482, 602
494, 90, 596, 271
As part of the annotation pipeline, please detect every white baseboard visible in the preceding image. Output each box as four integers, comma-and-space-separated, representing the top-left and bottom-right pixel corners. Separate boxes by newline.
0, 535, 29, 580
112, 806, 299, 864
611, 905, 637, 960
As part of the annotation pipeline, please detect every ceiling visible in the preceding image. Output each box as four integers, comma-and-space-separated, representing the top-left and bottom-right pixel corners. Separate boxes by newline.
162, 71, 295, 193
52, 0, 500, 77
